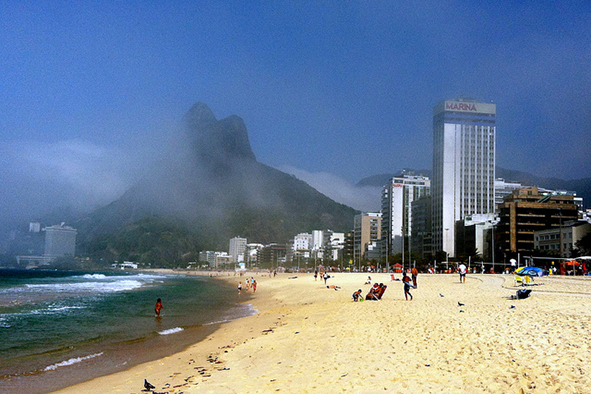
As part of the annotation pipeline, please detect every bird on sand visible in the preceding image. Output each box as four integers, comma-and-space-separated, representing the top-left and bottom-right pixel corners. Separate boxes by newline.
439, 293, 444, 297
144, 379, 156, 391
458, 302, 465, 307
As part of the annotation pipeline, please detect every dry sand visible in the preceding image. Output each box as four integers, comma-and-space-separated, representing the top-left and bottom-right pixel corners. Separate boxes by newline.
52, 272, 591, 393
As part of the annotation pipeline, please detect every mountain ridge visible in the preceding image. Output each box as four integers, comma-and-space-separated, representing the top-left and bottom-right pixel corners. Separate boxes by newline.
76, 103, 357, 262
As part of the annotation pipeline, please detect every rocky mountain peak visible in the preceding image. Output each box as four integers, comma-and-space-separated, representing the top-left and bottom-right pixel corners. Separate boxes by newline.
183, 102, 257, 173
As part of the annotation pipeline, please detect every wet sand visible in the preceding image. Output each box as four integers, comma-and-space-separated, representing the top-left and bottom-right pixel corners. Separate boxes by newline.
52, 272, 591, 393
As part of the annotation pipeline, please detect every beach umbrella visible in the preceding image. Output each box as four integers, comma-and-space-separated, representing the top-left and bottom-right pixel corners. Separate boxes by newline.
515, 266, 544, 277
565, 260, 580, 266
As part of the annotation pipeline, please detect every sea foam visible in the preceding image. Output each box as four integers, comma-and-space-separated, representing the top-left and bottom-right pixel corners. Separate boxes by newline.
82, 274, 107, 279
26, 279, 143, 294
158, 327, 184, 335
43, 352, 104, 371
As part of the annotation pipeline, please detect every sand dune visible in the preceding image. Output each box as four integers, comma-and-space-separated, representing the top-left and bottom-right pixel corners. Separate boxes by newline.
53, 272, 591, 393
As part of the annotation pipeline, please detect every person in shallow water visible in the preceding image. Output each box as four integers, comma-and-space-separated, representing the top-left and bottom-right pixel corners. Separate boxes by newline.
155, 298, 163, 316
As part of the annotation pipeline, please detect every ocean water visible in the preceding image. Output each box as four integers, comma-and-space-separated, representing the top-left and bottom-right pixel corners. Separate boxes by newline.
0, 269, 253, 393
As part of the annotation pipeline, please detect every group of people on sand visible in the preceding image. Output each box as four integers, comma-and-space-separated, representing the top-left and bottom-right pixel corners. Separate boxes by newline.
238, 277, 257, 294
364, 282, 387, 300
352, 269, 419, 302
314, 270, 331, 284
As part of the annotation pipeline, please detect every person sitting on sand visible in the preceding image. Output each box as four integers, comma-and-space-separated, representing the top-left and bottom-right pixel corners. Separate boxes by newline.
352, 289, 363, 301
365, 276, 371, 285
155, 298, 163, 316
366, 283, 380, 300
376, 283, 387, 299
402, 274, 414, 301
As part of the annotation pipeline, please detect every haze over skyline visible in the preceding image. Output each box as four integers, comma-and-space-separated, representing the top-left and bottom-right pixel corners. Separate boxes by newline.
1, 1, 590, 225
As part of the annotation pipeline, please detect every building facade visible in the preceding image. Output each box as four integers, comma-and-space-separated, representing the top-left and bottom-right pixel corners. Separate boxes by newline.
410, 195, 432, 260
495, 178, 525, 209
43, 223, 77, 261
353, 212, 382, 263
455, 213, 498, 262
229, 237, 247, 263
534, 221, 591, 258
245, 243, 264, 266
259, 243, 287, 268
432, 99, 496, 258
381, 174, 430, 258
497, 187, 579, 258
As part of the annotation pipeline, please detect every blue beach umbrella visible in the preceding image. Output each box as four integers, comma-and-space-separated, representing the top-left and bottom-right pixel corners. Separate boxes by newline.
515, 266, 545, 277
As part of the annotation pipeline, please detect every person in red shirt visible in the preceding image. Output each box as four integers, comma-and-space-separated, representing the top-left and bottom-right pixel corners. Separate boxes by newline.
154, 298, 163, 316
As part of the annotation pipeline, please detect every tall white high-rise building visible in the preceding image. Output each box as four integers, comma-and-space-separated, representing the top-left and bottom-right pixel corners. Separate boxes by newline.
432, 99, 496, 258
229, 237, 247, 263
381, 175, 430, 257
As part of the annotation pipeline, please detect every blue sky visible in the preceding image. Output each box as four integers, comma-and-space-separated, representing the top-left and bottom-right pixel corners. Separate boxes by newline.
1, 1, 590, 222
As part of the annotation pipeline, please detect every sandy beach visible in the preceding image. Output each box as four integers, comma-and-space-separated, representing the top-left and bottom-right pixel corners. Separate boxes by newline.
52, 271, 591, 394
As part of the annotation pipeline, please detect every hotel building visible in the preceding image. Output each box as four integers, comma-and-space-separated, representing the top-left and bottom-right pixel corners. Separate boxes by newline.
43, 223, 77, 261
432, 99, 496, 258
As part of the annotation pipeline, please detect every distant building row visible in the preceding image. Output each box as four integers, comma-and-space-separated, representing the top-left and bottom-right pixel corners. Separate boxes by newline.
354, 99, 588, 268
15, 223, 77, 267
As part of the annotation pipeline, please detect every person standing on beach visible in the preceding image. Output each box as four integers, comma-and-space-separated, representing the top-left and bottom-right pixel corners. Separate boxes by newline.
411, 267, 418, 288
458, 263, 467, 283
323, 272, 329, 284
402, 273, 413, 300
238, 282, 242, 294
314, 270, 318, 281
252, 279, 257, 293
154, 298, 163, 316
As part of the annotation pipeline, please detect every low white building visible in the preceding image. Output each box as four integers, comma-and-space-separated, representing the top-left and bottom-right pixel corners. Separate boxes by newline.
534, 221, 591, 258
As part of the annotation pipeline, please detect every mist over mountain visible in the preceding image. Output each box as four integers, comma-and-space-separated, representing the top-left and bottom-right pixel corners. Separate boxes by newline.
76, 103, 357, 255
356, 168, 590, 208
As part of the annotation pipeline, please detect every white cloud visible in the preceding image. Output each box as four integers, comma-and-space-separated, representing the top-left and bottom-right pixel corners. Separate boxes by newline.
0, 139, 152, 226
278, 165, 381, 212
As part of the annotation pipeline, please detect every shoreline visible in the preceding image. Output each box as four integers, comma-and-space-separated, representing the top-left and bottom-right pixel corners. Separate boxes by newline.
1, 270, 249, 394
52, 272, 591, 393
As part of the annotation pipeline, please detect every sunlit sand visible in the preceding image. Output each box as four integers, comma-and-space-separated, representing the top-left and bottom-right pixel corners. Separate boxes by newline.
53, 271, 591, 393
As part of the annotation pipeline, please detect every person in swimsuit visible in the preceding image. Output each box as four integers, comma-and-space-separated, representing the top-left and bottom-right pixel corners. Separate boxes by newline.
155, 298, 163, 316
402, 274, 413, 300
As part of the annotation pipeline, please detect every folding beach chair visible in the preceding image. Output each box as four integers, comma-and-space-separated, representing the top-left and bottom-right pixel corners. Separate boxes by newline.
514, 274, 533, 286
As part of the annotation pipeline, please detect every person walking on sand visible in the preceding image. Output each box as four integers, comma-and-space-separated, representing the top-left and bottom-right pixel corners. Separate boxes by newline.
154, 298, 163, 316
411, 267, 418, 288
458, 263, 467, 283
402, 273, 414, 300
238, 281, 242, 294
323, 272, 329, 284
314, 270, 318, 281
252, 279, 257, 293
